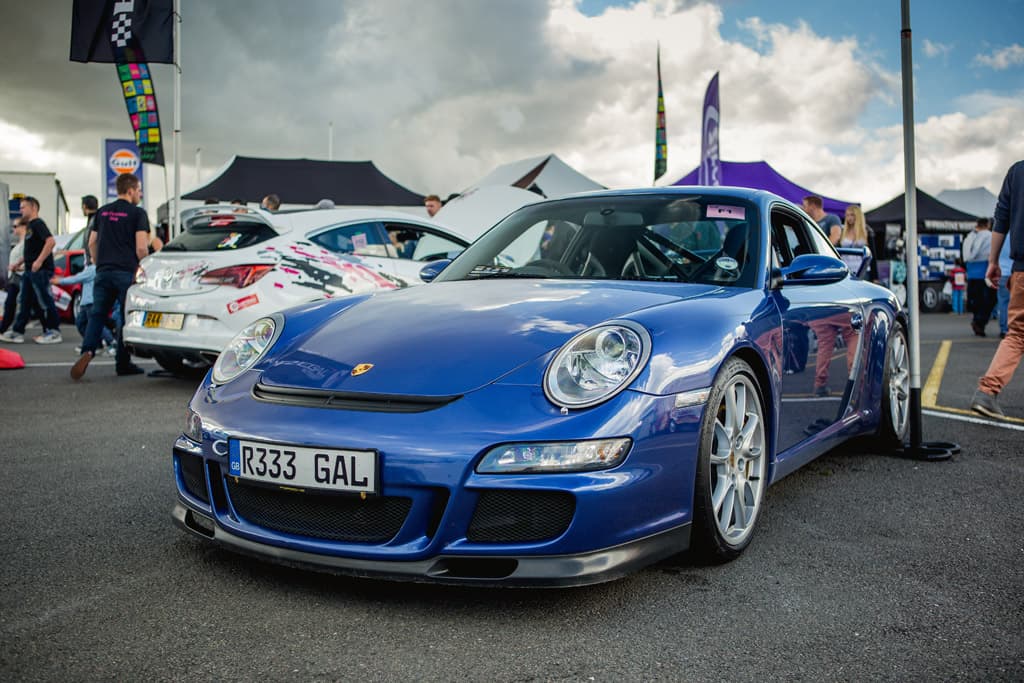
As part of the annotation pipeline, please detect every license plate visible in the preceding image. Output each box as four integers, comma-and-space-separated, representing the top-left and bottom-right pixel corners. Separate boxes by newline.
228, 438, 378, 494
143, 311, 185, 330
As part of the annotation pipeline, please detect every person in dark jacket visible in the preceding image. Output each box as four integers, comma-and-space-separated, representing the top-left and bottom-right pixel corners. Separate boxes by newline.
971, 160, 1024, 418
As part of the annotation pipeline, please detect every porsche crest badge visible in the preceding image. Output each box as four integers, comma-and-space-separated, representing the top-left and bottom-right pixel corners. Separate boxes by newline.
351, 363, 374, 376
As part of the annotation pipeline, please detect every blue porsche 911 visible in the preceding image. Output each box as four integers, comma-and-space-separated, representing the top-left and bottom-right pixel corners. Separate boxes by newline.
173, 187, 909, 586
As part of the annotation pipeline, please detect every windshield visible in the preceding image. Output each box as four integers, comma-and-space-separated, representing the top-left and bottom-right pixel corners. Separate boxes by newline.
434, 194, 761, 287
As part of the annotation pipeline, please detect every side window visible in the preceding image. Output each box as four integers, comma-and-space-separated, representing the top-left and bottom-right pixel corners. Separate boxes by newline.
383, 223, 465, 261
803, 218, 839, 257
53, 253, 67, 272
70, 252, 86, 274
770, 209, 799, 266
310, 222, 390, 257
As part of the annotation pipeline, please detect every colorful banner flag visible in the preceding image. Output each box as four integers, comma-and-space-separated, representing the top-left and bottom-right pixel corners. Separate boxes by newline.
699, 72, 721, 186
117, 61, 164, 165
70, 0, 174, 64
654, 46, 668, 183
70, 1, 171, 166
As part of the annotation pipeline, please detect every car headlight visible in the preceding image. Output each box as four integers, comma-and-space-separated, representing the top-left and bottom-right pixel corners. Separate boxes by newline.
212, 316, 281, 384
477, 438, 632, 473
543, 322, 651, 409
185, 405, 203, 442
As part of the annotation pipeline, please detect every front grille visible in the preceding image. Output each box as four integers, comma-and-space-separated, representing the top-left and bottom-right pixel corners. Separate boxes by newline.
252, 383, 461, 413
178, 452, 209, 503
467, 490, 575, 543
225, 479, 411, 543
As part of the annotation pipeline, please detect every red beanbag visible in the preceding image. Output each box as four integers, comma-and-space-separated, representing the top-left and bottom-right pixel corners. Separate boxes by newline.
0, 348, 25, 369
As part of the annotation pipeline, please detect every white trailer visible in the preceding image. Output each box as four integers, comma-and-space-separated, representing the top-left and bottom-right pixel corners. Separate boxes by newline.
0, 170, 72, 237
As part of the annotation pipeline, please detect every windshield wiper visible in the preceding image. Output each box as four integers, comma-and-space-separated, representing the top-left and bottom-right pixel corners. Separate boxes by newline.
160, 243, 187, 251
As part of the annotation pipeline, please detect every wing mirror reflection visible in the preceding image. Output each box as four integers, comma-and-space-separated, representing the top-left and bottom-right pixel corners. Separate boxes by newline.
419, 259, 452, 283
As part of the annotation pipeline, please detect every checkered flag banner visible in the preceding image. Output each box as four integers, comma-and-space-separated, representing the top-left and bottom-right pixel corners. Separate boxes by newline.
70, 0, 174, 64
111, 14, 133, 48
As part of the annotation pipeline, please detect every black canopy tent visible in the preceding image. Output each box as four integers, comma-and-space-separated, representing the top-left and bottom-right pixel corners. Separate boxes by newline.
865, 188, 980, 313
181, 156, 425, 207
865, 187, 979, 233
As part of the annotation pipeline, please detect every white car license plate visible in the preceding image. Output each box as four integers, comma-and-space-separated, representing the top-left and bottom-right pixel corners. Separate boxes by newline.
228, 439, 378, 494
143, 311, 185, 330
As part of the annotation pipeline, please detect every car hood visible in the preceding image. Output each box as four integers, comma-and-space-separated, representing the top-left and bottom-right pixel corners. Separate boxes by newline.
258, 280, 722, 396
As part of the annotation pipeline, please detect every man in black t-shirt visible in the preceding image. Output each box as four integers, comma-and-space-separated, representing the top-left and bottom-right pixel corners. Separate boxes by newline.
0, 196, 62, 344
71, 173, 151, 380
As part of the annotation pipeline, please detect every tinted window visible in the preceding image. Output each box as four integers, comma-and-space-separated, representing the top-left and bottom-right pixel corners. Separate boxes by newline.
310, 222, 391, 257
162, 221, 277, 252
436, 194, 761, 288
69, 252, 86, 274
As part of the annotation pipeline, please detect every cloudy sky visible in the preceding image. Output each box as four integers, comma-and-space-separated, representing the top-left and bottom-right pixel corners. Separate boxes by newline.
2, 0, 1023, 230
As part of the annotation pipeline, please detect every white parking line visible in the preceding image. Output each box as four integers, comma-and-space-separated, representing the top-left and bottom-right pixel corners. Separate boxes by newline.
923, 408, 1024, 432
25, 360, 157, 368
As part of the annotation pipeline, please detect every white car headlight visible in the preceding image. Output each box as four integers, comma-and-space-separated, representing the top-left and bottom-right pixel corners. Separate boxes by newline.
477, 438, 632, 473
212, 316, 281, 384
543, 321, 651, 409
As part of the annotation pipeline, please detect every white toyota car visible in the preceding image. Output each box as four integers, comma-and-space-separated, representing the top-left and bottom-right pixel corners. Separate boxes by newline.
123, 205, 473, 377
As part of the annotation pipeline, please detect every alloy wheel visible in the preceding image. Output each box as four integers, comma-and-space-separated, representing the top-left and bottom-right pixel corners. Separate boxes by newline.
708, 374, 767, 547
888, 331, 910, 438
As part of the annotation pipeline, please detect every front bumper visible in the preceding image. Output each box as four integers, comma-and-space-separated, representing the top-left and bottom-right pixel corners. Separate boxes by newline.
173, 499, 690, 587
173, 378, 706, 586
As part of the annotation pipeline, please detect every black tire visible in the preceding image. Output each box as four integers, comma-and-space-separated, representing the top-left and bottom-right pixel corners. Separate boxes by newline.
690, 357, 768, 563
920, 283, 943, 313
874, 322, 910, 450
153, 351, 210, 380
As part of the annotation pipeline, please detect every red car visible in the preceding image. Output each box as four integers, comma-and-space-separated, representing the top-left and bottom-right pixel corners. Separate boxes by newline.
51, 228, 88, 322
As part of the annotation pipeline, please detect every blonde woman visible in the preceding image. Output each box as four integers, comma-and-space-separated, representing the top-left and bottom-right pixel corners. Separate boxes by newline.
840, 205, 869, 248
838, 205, 869, 276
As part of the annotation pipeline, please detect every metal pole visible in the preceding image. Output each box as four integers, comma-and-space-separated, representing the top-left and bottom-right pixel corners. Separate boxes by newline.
195, 147, 201, 185
173, 0, 182, 238
898, 0, 957, 461
900, 0, 922, 451
328, 121, 334, 161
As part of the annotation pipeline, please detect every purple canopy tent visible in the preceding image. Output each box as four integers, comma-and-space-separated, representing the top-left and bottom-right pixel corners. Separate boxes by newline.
673, 160, 853, 215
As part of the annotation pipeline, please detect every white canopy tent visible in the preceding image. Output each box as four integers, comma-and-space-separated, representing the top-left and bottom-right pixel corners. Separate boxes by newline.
935, 187, 998, 219
463, 154, 604, 199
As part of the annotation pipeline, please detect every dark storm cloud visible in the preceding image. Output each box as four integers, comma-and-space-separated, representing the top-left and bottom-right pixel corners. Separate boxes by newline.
0, 0, 590, 194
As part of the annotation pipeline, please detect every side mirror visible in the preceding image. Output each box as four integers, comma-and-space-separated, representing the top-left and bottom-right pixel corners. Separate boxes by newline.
419, 259, 452, 283
780, 254, 848, 285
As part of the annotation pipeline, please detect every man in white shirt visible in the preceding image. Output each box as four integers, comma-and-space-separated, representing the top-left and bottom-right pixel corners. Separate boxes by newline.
962, 217, 996, 336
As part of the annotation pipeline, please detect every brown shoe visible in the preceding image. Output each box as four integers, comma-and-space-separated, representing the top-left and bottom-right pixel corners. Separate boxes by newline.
71, 351, 94, 380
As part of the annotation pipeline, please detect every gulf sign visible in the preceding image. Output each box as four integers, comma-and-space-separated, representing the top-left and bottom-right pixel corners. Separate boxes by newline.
103, 138, 144, 203
109, 148, 140, 175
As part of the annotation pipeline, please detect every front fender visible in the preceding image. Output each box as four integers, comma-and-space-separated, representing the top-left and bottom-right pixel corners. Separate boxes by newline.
626, 290, 777, 397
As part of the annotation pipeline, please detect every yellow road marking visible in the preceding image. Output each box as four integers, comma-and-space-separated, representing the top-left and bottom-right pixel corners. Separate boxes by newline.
922, 340, 952, 408
925, 405, 1024, 427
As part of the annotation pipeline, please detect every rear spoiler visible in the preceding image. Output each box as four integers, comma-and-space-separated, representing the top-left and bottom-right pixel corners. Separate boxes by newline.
180, 205, 281, 233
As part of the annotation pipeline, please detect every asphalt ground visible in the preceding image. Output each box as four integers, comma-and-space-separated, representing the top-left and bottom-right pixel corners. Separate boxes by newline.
1, 314, 1022, 681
